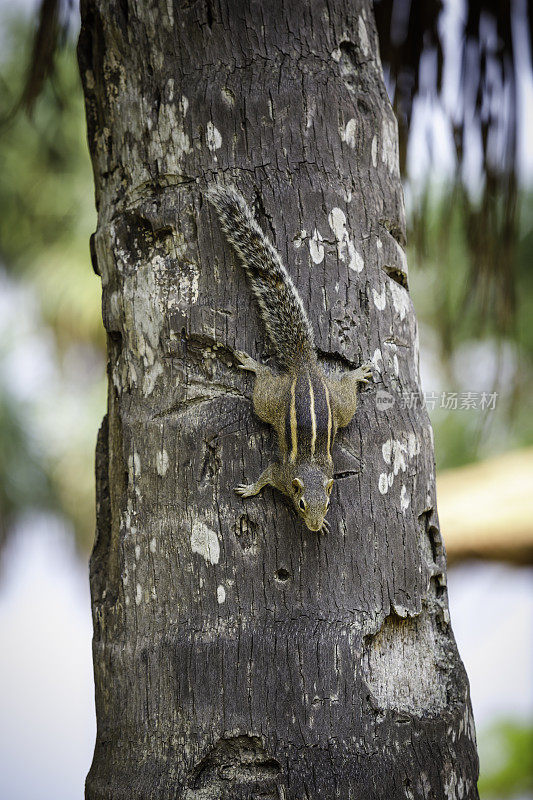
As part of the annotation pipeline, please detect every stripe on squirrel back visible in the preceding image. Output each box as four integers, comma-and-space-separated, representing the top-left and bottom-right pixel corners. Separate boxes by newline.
207, 184, 315, 370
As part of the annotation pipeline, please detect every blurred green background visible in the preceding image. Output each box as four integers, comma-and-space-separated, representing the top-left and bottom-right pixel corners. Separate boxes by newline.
0, 5, 532, 800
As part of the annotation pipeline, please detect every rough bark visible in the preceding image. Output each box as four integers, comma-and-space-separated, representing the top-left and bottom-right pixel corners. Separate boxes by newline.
79, 1, 479, 798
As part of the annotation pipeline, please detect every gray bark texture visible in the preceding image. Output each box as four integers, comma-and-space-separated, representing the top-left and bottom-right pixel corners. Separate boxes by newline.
78, 1, 480, 798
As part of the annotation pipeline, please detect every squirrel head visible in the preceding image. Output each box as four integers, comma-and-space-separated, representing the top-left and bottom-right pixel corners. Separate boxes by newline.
291, 467, 333, 532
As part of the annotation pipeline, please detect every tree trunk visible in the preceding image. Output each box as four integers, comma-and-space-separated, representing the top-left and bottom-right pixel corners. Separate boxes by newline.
78, 1, 479, 798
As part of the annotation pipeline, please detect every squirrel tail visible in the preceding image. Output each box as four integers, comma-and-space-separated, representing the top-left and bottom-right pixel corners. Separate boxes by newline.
207, 184, 315, 370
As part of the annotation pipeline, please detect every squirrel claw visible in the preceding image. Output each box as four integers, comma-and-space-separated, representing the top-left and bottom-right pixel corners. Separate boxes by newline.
352, 363, 373, 385
235, 483, 255, 498
235, 351, 258, 373
321, 519, 331, 534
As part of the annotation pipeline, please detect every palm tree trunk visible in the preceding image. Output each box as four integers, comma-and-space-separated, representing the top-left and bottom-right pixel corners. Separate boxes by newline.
79, 0, 479, 797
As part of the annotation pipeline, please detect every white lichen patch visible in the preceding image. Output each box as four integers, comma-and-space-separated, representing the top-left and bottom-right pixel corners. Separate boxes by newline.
150, 537, 157, 553
142, 362, 163, 396
407, 432, 420, 458
122, 262, 163, 374
371, 135, 377, 168
135, 583, 142, 606
340, 118, 357, 148
156, 95, 192, 166
393, 353, 399, 376
206, 121, 222, 152
358, 15, 370, 56
381, 116, 399, 175
372, 285, 386, 310
135, 544, 141, 560
156, 448, 169, 476
128, 451, 141, 476
328, 208, 362, 272
381, 434, 419, 509
168, 262, 200, 311
293, 229, 307, 249
382, 438, 405, 474
393, 238, 408, 276
309, 228, 325, 264
371, 348, 383, 372
191, 521, 220, 564
217, 585, 226, 604
378, 473, 389, 494
179, 94, 189, 116
389, 279, 411, 321
220, 87, 235, 107
363, 614, 447, 715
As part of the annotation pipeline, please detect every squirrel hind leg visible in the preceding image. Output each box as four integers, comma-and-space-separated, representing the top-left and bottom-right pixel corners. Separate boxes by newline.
327, 364, 373, 428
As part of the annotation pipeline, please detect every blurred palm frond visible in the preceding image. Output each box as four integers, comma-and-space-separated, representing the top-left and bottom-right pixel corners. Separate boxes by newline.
375, 0, 531, 334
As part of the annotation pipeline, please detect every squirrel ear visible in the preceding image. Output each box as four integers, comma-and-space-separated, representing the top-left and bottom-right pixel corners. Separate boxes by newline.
292, 478, 304, 493
326, 479, 334, 494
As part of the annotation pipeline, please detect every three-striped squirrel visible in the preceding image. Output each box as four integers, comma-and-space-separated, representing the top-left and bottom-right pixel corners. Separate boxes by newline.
207, 185, 372, 533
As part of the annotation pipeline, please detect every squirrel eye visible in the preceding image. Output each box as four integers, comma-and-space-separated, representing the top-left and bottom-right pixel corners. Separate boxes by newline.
299, 499, 306, 511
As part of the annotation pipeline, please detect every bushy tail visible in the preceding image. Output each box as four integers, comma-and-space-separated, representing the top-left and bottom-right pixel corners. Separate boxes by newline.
207, 184, 315, 370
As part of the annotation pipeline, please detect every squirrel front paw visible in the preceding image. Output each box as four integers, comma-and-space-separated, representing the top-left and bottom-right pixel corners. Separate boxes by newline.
234, 483, 257, 498
354, 363, 373, 384
234, 351, 258, 373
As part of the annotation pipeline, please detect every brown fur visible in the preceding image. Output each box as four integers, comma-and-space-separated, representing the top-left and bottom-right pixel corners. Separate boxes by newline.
208, 186, 372, 533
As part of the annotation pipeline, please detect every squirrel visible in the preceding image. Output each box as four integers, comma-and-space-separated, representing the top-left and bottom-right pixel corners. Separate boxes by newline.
207, 185, 372, 533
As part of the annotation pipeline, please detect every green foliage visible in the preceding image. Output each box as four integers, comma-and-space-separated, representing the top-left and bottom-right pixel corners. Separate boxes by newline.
478, 721, 533, 798
0, 14, 100, 349
0, 372, 55, 545
409, 186, 533, 471
0, 15, 103, 551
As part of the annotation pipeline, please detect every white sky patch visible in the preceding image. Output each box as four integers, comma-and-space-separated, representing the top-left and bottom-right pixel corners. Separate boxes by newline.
206, 121, 222, 152
340, 118, 357, 148
156, 449, 169, 476
217, 585, 226, 604
327, 207, 362, 272
191, 521, 220, 565
309, 228, 325, 264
